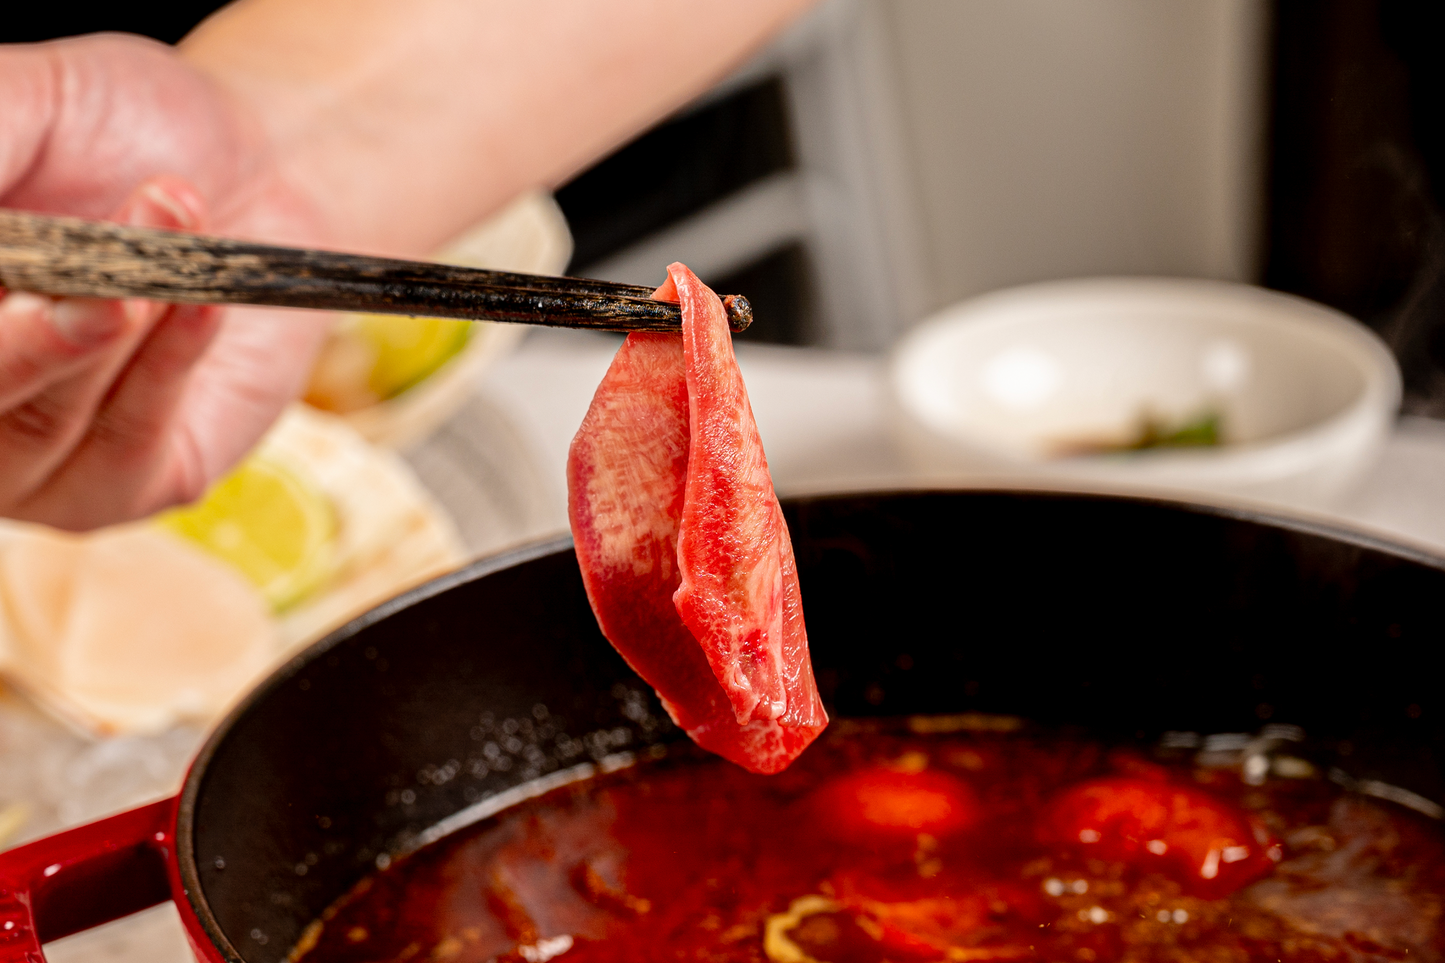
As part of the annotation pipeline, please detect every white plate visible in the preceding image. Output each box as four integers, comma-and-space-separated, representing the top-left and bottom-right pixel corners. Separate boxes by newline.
891, 278, 1401, 507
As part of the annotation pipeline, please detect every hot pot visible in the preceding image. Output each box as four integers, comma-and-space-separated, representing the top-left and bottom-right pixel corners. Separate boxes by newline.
2, 490, 1442, 963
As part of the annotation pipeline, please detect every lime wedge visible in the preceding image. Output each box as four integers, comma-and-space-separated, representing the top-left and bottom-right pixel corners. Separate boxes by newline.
356, 314, 473, 401
158, 457, 336, 612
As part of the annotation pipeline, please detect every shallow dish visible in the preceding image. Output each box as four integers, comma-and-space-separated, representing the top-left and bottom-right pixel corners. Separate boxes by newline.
891, 278, 1402, 506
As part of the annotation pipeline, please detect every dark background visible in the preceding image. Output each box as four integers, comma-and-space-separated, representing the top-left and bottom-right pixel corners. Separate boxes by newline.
7, 2, 1445, 369
1265, 0, 1445, 415
3, 5, 225, 45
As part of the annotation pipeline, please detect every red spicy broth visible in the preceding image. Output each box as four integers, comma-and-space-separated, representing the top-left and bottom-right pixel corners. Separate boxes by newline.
291, 717, 1445, 963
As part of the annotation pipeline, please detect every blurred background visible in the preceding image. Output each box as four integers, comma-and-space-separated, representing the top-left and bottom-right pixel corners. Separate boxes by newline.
16, 0, 1442, 403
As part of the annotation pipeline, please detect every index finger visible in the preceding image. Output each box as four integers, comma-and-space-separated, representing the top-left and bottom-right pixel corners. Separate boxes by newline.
0, 292, 141, 409
0, 178, 203, 410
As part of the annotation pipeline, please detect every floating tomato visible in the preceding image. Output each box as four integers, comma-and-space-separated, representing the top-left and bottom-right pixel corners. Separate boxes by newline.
1039, 777, 1278, 897
810, 767, 980, 843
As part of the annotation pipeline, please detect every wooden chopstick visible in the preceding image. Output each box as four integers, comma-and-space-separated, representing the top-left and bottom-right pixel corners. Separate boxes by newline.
0, 209, 753, 333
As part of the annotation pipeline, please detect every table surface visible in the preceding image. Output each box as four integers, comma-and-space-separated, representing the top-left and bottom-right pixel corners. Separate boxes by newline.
21, 328, 1445, 963
432, 328, 1445, 555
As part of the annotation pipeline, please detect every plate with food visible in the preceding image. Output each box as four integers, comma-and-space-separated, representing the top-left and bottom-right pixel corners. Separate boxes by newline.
302, 190, 574, 448
891, 278, 1402, 508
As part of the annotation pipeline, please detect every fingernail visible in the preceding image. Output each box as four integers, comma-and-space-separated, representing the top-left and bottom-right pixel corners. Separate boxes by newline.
142, 183, 199, 229
122, 181, 202, 231
0, 291, 52, 319
51, 298, 126, 345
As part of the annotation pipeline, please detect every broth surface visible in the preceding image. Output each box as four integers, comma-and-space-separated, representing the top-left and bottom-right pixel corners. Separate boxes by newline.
292, 719, 1444, 963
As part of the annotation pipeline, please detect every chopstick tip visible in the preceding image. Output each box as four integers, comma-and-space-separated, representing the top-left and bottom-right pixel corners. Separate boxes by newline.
723, 294, 752, 333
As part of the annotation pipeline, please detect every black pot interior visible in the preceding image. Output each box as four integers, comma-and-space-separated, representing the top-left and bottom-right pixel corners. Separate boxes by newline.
178, 491, 1445, 963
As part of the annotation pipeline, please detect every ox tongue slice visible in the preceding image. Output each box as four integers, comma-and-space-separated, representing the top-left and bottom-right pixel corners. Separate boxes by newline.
567, 263, 826, 774
670, 266, 818, 727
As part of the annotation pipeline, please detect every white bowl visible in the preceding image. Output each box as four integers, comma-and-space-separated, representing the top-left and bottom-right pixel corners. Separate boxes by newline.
890, 277, 1402, 507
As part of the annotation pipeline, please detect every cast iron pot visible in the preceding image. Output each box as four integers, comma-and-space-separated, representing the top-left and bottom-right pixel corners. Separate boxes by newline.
3, 490, 1443, 963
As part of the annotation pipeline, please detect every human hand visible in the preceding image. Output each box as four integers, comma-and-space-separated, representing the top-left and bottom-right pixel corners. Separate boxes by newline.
2, 0, 818, 531
0, 33, 334, 530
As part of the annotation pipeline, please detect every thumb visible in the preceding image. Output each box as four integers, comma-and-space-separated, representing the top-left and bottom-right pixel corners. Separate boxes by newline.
0, 45, 57, 202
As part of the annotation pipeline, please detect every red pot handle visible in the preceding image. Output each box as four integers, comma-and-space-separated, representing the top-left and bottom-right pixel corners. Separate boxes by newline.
0, 797, 175, 963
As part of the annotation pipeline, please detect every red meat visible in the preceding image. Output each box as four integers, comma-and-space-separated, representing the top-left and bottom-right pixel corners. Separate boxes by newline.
567, 263, 826, 773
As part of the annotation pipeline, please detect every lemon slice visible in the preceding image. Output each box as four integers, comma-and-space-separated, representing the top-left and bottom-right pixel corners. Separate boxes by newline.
158, 456, 337, 612
359, 314, 473, 401
305, 315, 473, 414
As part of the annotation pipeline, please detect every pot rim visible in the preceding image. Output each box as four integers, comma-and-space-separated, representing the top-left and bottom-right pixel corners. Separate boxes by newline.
173, 535, 573, 962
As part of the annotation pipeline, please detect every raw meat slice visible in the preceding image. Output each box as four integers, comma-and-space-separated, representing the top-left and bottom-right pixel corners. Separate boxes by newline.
567, 264, 825, 773
673, 266, 806, 726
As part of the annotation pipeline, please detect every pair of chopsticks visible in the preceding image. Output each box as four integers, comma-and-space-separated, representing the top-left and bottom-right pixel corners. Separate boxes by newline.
0, 209, 752, 334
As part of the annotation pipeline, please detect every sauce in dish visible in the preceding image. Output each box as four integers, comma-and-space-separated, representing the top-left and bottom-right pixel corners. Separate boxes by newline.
291, 719, 1444, 963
